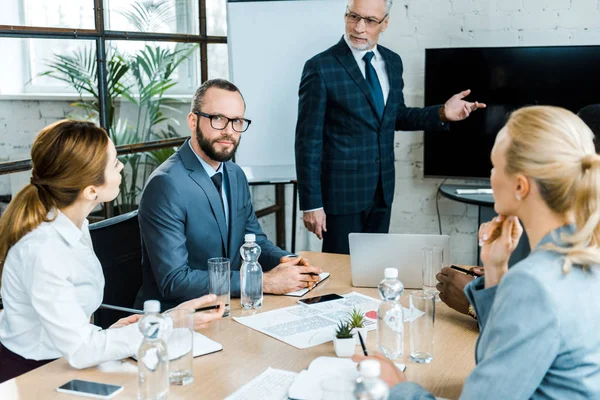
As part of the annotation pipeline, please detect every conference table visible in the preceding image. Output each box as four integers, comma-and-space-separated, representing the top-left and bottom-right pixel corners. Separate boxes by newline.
0, 252, 478, 399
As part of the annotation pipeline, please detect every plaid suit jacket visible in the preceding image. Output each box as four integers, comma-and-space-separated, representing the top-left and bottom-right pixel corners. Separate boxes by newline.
295, 37, 445, 215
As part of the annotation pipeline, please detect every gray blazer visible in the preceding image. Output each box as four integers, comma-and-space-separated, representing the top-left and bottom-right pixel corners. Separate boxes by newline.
391, 225, 600, 399
134, 140, 289, 310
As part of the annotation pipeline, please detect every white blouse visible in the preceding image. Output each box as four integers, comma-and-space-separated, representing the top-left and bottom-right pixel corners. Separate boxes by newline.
0, 210, 143, 369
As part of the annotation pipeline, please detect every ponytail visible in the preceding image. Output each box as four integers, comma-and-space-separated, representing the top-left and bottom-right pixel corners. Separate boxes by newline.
549, 154, 600, 273
0, 184, 50, 280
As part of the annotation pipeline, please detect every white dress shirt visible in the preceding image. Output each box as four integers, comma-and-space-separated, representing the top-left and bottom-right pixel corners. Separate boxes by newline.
189, 140, 230, 226
303, 36, 391, 213
343, 34, 390, 105
0, 210, 143, 368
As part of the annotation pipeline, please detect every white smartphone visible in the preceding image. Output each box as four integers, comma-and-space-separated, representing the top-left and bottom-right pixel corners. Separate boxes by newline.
56, 379, 124, 399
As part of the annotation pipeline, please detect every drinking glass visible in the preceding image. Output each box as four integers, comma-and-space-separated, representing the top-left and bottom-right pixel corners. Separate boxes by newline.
208, 257, 230, 317
422, 247, 443, 299
409, 290, 435, 364
164, 309, 194, 385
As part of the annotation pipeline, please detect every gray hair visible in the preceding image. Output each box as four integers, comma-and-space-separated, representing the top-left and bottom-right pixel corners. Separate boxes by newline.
347, 0, 393, 14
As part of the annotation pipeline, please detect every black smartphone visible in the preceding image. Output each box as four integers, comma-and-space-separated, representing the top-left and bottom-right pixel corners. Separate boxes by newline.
298, 293, 344, 305
56, 379, 124, 399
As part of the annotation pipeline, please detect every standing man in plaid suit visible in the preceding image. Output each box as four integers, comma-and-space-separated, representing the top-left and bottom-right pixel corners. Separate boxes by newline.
295, 0, 486, 254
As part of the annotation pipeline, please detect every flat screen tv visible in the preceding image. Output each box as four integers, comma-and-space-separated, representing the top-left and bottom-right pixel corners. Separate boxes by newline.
423, 45, 600, 179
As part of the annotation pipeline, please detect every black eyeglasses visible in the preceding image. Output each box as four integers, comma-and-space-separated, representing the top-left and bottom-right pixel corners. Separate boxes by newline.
345, 8, 388, 29
194, 111, 252, 133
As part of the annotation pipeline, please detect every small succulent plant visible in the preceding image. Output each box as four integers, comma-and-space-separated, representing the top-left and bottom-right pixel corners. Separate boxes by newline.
347, 307, 366, 329
335, 321, 353, 339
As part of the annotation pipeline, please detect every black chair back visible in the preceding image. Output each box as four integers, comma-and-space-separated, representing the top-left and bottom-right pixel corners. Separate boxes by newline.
89, 210, 142, 329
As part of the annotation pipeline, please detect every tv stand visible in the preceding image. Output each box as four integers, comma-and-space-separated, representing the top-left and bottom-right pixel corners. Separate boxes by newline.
438, 184, 530, 267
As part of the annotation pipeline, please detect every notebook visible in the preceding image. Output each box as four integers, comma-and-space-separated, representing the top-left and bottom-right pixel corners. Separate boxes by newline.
132, 331, 222, 361
285, 272, 330, 297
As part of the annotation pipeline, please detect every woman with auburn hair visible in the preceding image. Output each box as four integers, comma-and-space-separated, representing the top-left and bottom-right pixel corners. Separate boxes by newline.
0, 120, 224, 383
354, 106, 600, 399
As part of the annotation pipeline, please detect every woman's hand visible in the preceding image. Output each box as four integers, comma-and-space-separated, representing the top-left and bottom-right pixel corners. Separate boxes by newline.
479, 215, 523, 287
174, 294, 225, 331
109, 314, 142, 329
351, 354, 406, 388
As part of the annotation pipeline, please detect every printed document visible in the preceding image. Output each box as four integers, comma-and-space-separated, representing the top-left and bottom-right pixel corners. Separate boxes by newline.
225, 367, 298, 400
233, 292, 415, 349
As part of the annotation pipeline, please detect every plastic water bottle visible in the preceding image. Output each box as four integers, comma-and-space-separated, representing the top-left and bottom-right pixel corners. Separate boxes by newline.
354, 359, 390, 400
240, 233, 263, 309
137, 300, 169, 400
376, 268, 405, 360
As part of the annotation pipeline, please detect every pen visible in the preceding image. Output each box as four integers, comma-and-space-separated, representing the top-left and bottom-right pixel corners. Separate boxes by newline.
357, 331, 368, 356
195, 304, 225, 312
450, 265, 476, 276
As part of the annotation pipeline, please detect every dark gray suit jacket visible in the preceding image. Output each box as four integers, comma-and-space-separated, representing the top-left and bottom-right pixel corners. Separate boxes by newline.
135, 140, 289, 310
295, 37, 446, 215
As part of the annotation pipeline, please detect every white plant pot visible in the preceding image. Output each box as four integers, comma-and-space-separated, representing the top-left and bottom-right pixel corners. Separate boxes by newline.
333, 337, 356, 357
351, 327, 368, 346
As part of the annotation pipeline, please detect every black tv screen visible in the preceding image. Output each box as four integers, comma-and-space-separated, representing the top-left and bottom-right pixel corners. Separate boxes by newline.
423, 45, 600, 179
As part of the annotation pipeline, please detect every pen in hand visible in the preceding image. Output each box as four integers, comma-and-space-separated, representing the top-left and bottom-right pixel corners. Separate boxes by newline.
450, 265, 476, 276
194, 304, 225, 313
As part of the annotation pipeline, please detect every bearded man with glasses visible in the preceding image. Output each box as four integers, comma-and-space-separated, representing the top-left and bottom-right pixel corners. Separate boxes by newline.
295, 0, 486, 254
135, 79, 323, 310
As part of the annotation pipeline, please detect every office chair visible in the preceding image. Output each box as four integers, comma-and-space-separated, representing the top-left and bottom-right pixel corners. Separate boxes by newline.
89, 210, 143, 329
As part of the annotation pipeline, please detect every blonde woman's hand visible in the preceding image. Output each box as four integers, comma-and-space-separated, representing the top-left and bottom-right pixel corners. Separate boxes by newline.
175, 294, 225, 331
479, 215, 523, 287
351, 354, 406, 388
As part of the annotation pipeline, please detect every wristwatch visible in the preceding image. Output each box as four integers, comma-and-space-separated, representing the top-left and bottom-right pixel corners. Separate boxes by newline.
439, 104, 449, 123
468, 304, 477, 320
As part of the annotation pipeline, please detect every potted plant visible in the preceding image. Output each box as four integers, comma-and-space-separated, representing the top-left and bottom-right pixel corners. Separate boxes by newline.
333, 321, 355, 357
348, 307, 368, 346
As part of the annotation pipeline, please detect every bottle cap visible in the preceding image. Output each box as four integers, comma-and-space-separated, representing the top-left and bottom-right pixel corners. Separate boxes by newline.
143, 300, 161, 313
384, 268, 398, 279
359, 359, 381, 378
245, 233, 256, 242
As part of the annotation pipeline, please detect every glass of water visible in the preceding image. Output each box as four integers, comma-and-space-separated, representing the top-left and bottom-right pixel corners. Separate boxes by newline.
208, 257, 230, 317
422, 246, 443, 299
164, 308, 194, 385
409, 290, 435, 364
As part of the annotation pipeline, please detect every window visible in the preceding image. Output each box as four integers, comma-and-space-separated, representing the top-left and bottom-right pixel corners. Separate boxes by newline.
0, 0, 228, 214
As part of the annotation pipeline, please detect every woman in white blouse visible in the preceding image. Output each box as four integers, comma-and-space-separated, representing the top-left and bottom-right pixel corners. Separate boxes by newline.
0, 120, 224, 382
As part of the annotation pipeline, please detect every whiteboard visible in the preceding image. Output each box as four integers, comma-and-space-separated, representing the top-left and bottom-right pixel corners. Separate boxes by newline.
227, 0, 347, 168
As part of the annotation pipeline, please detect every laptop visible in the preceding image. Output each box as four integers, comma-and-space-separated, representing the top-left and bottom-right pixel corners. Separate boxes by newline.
349, 233, 450, 288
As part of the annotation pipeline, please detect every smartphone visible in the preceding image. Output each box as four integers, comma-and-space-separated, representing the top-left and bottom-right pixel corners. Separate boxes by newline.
56, 379, 124, 399
299, 293, 344, 305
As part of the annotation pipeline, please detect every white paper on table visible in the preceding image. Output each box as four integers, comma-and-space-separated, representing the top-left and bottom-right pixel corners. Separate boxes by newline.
285, 272, 330, 296
131, 331, 222, 361
225, 367, 298, 400
233, 292, 420, 349
288, 357, 406, 400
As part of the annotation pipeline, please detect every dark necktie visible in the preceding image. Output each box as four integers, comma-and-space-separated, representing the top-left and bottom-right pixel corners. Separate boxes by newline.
210, 172, 225, 215
363, 51, 385, 119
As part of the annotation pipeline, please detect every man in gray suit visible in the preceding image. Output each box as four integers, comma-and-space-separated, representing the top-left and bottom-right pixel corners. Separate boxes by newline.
135, 79, 322, 310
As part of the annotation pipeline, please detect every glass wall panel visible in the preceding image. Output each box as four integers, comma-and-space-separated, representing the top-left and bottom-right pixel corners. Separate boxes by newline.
0, 0, 95, 29
105, 0, 199, 35
207, 0, 227, 36
207, 43, 229, 80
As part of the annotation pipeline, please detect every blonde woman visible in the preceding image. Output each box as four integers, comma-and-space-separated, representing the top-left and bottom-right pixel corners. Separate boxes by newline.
0, 120, 224, 383
355, 106, 600, 399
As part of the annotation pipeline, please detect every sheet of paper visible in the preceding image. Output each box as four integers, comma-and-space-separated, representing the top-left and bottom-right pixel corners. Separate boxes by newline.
235, 292, 408, 349
288, 357, 406, 400
285, 272, 330, 297
225, 367, 298, 400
